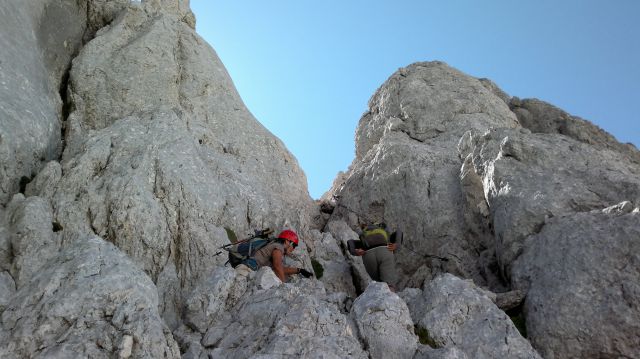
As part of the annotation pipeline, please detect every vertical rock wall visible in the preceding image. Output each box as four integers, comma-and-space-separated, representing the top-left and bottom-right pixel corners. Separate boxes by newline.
0, 0, 86, 204
328, 62, 520, 289
1, 1, 317, 357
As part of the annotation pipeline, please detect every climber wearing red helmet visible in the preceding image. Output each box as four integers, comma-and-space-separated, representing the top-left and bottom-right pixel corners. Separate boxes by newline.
252, 229, 313, 282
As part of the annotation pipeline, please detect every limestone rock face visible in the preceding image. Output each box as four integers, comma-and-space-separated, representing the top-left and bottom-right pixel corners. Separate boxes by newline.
413, 346, 468, 359
4, 194, 60, 288
511, 210, 640, 359
0, 237, 180, 358
329, 61, 519, 289
350, 282, 418, 359
33, 1, 314, 291
403, 274, 541, 359
0, 271, 15, 313
325, 220, 372, 292
185, 268, 368, 359
306, 229, 357, 297
0, 0, 86, 205
459, 128, 640, 276
510, 97, 640, 165
2, 0, 640, 356
183, 266, 246, 334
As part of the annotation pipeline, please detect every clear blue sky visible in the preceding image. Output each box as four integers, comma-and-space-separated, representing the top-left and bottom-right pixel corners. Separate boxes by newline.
191, 1, 640, 199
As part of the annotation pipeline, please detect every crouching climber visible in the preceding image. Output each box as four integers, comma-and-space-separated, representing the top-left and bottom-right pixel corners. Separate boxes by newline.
224, 229, 313, 282
348, 223, 402, 291
253, 229, 313, 282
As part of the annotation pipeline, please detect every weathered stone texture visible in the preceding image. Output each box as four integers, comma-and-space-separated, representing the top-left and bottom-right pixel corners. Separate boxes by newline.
351, 282, 418, 359
190, 268, 368, 358
512, 210, 640, 359
325, 220, 372, 292
28, 1, 315, 299
0, 237, 180, 358
403, 274, 541, 359
2, 0, 640, 357
510, 97, 640, 165
306, 229, 357, 297
329, 61, 519, 289
459, 128, 640, 276
4, 194, 60, 288
0, 0, 85, 205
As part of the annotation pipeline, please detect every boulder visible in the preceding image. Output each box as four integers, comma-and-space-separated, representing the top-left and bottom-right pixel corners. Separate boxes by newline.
205, 279, 367, 358
494, 289, 526, 311
184, 266, 240, 334
0, 237, 180, 358
24, 161, 62, 200
404, 274, 540, 359
329, 61, 519, 289
350, 282, 417, 359
5, 195, 60, 288
306, 229, 357, 297
512, 210, 640, 359
325, 220, 372, 292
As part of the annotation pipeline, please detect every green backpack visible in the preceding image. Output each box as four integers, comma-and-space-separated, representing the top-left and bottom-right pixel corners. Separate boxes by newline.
221, 228, 275, 270
360, 223, 390, 249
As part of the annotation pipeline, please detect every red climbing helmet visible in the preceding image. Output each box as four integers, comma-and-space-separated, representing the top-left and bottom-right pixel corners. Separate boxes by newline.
278, 229, 299, 246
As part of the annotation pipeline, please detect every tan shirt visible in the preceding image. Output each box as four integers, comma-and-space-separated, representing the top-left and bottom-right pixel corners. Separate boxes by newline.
253, 242, 285, 268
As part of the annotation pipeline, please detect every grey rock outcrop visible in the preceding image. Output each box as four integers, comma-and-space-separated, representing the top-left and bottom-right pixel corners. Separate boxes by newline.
0, 271, 15, 313
328, 61, 519, 289
510, 97, 640, 165
2, 0, 639, 357
325, 220, 372, 292
191, 269, 368, 358
511, 209, 640, 359
0, 0, 85, 204
40, 1, 315, 291
4, 194, 60, 288
351, 282, 418, 359
403, 274, 541, 359
7, 7, 318, 347
0, 237, 180, 358
459, 127, 640, 277
306, 229, 357, 297
2, 0, 319, 355
414, 346, 468, 359
184, 266, 247, 334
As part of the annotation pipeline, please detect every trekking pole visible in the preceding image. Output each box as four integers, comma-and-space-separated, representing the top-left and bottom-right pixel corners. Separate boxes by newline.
213, 228, 274, 256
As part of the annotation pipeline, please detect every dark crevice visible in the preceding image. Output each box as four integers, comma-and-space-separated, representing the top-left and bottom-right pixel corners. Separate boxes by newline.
58, 63, 73, 161
58, 65, 72, 121
52, 221, 63, 232
19, 176, 31, 194
506, 303, 528, 338
350, 265, 365, 296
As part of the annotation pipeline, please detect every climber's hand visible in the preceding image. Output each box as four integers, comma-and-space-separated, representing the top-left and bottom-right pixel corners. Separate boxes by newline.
298, 268, 313, 278
355, 249, 366, 256
387, 243, 397, 252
